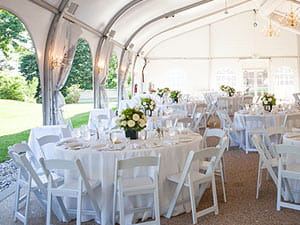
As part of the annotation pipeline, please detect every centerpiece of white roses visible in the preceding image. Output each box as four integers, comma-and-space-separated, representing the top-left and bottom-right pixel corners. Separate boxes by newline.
220, 85, 235, 97
170, 90, 181, 103
117, 108, 147, 139
261, 93, 276, 112
140, 98, 156, 117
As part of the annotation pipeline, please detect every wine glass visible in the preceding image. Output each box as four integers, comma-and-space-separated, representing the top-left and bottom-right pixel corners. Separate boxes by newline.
166, 120, 173, 129
176, 122, 184, 134
73, 128, 81, 139
140, 129, 147, 140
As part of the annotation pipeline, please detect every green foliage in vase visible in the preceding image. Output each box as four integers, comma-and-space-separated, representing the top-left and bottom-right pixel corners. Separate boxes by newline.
170, 90, 181, 99
117, 108, 147, 131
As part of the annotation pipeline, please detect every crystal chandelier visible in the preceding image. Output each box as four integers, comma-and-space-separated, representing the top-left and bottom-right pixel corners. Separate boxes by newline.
262, 19, 280, 37
279, 5, 300, 27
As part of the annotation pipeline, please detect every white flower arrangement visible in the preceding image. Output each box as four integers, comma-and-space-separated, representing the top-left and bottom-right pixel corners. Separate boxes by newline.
220, 85, 235, 95
117, 108, 147, 131
261, 94, 276, 106
140, 98, 156, 112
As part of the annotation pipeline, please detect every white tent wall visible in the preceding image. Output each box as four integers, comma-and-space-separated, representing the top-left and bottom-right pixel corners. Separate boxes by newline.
146, 11, 299, 100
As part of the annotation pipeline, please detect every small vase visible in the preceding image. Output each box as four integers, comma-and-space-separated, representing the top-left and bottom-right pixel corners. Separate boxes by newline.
264, 104, 272, 112
228, 92, 234, 97
172, 98, 178, 103
125, 129, 138, 139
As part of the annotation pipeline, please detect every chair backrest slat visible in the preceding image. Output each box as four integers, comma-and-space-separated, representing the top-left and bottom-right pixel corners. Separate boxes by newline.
37, 135, 60, 146
118, 156, 160, 170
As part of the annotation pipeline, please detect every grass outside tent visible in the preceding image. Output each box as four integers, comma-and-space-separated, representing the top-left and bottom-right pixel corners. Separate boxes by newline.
0, 100, 91, 162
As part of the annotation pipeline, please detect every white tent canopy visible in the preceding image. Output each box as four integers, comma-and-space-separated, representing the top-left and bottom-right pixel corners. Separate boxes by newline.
0, 0, 299, 124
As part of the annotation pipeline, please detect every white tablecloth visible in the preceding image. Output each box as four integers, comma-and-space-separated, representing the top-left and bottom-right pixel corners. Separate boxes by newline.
28, 125, 71, 159
217, 96, 243, 115
158, 102, 206, 116
232, 112, 286, 150
55, 134, 202, 225
281, 135, 300, 203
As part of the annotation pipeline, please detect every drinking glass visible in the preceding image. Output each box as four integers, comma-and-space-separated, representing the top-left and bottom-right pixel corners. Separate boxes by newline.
176, 122, 184, 134
73, 128, 81, 138
166, 120, 173, 129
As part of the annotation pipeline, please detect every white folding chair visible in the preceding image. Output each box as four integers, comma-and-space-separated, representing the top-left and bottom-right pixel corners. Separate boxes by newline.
275, 144, 300, 211
166, 147, 219, 224
112, 155, 161, 225
8, 151, 70, 225
283, 113, 300, 132
202, 128, 226, 148
39, 158, 101, 225
245, 115, 266, 153
36, 135, 60, 158
264, 126, 286, 158
193, 110, 207, 132
292, 93, 300, 105
251, 135, 278, 199
174, 117, 194, 129
200, 136, 229, 203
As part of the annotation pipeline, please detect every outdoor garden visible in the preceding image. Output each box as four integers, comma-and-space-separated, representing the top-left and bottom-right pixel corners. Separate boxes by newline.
0, 9, 124, 162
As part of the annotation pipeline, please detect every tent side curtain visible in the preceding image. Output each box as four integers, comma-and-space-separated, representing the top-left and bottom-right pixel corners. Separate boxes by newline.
51, 20, 82, 125
118, 50, 133, 104
95, 38, 114, 108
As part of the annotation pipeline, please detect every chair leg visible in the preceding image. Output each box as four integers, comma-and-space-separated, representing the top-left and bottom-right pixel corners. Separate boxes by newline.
246, 132, 249, 154
119, 192, 125, 225
112, 187, 117, 225
277, 170, 282, 211
13, 182, 21, 222
188, 180, 197, 224
24, 185, 31, 225
219, 161, 227, 203
76, 193, 82, 225
256, 159, 263, 199
211, 175, 219, 215
153, 184, 160, 225
46, 191, 52, 225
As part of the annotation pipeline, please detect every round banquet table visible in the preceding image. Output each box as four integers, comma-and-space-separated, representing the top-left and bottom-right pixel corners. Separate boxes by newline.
282, 134, 300, 203
55, 133, 202, 225
232, 111, 286, 150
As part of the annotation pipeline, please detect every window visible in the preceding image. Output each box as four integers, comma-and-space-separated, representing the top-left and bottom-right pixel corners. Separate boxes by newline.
215, 67, 236, 89
243, 70, 268, 96
274, 66, 295, 101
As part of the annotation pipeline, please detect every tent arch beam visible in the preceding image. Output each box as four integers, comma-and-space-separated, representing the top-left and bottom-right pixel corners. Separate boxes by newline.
94, 0, 144, 108
43, 0, 71, 125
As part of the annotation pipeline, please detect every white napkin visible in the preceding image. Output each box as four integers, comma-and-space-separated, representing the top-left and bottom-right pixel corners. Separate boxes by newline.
56, 137, 77, 146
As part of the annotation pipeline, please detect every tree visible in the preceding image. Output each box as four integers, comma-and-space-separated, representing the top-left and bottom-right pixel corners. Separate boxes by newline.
19, 54, 40, 100
105, 53, 118, 89
62, 39, 93, 95
0, 9, 30, 58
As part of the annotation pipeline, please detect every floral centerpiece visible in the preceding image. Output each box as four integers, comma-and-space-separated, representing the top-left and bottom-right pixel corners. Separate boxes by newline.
140, 98, 156, 116
117, 108, 147, 139
261, 93, 276, 112
170, 90, 181, 103
220, 85, 236, 97
157, 87, 170, 97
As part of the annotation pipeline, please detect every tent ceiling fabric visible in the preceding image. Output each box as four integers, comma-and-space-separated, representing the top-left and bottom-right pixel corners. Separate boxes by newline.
38, 0, 299, 54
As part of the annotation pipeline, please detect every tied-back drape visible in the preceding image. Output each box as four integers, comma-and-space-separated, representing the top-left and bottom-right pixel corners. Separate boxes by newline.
94, 38, 114, 108
51, 21, 82, 124
118, 50, 133, 105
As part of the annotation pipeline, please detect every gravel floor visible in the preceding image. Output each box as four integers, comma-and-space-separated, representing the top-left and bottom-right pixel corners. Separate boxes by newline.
1, 147, 300, 225
0, 160, 17, 192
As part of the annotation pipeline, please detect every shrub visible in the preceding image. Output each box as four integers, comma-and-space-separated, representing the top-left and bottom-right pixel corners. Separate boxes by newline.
65, 84, 81, 104
0, 71, 27, 101
0, 71, 38, 102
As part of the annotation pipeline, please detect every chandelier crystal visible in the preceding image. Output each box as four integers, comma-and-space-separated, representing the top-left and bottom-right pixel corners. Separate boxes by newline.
262, 19, 280, 37
279, 5, 300, 27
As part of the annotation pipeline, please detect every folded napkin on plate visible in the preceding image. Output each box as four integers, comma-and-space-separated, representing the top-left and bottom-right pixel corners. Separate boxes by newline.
56, 137, 77, 146
285, 132, 300, 138
64, 142, 84, 148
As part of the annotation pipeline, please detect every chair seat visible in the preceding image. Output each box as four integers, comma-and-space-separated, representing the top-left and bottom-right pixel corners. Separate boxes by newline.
53, 179, 100, 195
168, 169, 212, 186
200, 161, 221, 171
120, 177, 154, 195
31, 173, 63, 189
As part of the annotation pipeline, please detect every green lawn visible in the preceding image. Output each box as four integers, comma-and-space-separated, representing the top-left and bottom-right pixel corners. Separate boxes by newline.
0, 100, 91, 162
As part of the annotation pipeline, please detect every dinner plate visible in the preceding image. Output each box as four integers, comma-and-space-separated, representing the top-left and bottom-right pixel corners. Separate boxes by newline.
179, 137, 193, 143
